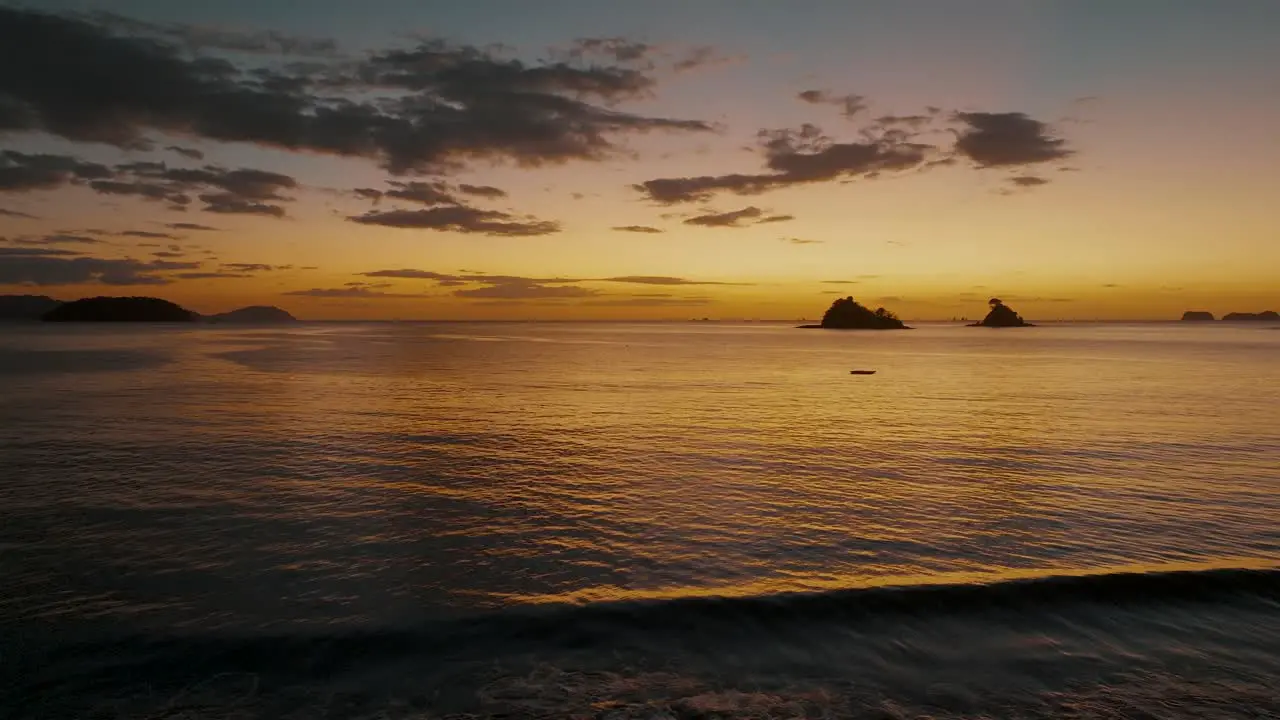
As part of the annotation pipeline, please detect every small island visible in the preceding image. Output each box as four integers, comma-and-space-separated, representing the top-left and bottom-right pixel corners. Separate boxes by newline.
1221, 310, 1279, 322
798, 296, 910, 330
42, 296, 198, 322
1180, 311, 1215, 322
969, 298, 1034, 327
207, 305, 297, 323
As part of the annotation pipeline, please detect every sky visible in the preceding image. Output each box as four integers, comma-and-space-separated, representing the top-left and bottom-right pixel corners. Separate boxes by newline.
2, 0, 1278, 320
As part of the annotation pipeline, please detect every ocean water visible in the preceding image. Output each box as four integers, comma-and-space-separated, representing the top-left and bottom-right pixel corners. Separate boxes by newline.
1, 321, 1278, 719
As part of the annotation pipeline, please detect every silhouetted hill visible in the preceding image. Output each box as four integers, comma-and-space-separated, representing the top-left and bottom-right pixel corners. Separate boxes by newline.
798, 296, 909, 329
42, 296, 197, 322
0, 295, 62, 321
1221, 311, 1279, 322
970, 298, 1034, 327
1180, 311, 1215, 322
207, 305, 297, 323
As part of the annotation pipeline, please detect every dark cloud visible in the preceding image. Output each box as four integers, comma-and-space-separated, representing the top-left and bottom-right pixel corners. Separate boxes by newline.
797, 90, 867, 118
173, 272, 250, 279
583, 297, 711, 307
637, 124, 931, 203
120, 230, 179, 239
683, 206, 763, 228
874, 114, 934, 128
0, 207, 38, 218
612, 225, 664, 233
599, 275, 748, 286
152, 251, 185, 258
283, 287, 422, 298
822, 280, 857, 284
166, 145, 204, 160
0, 247, 82, 256
1008, 176, 1049, 187
458, 184, 507, 199
0, 255, 201, 285
221, 263, 277, 272
8, 233, 102, 246
199, 192, 285, 216
165, 222, 221, 231
565, 37, 654, 64
353, 188, 384, 202
384, 180, 457, 206
454, 281, 600, 300
359, 269, 457, 280
672, 46, 727, 73
785, 238, 823, 244
953, 112, 1071, 167
0, 8, 711, 174
0, 151, 111, 192
90, 11, 340, 56
348, 206, 560, 236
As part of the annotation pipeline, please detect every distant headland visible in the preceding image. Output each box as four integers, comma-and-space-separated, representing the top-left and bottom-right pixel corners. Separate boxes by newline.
207, 306, 298, 323
798, 296, 910, 330
1221, 310, 1279, 322
43, 296, 198, 322
0, 295, 297, 323
1180, 310, 1277, 322
969, 298, 1033, 327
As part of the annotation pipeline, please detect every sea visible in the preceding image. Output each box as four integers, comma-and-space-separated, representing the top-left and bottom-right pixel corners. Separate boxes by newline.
1, 321, 1278, 719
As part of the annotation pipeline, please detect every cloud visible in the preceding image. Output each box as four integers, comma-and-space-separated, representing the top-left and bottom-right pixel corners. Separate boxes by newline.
454, 281, 600, 300
89, 11, 341, 57
756, 214, 793, 224
0, 8, 712, 174
0, 255, 203, 285
458, 184, 507, 199
822, 279, 857, 284
348, 206, 560, 236
598, 275, 748, 286
0, 151, 111, 192
1007, 176, 1049, 187
172, 271, 249, 280
683, 206, 763, 227
0, 247, 83, 257
199, 193, 286, 216
166, 145, 204, 160
221, 263, 278, 272
583, 297, 711, 307
152, 251, 185, 258
672, 46, 729, 73
359, 269, 458, 280
797, 90, 867, 118
953, 112, 1071, 167
564, 37, 655, 64
283, 287, 423, 298
120, 230, 180, 239
384, 180, 457, 206
0, 207, 38, 218
14, 233, 103, 246
165, 222, 221, 231
637, 124, 931, 203
612, 225, 664, 233
784, 238, 823, 244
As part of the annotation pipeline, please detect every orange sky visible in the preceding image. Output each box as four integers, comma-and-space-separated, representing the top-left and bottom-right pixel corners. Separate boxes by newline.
3, 2, 1279, 320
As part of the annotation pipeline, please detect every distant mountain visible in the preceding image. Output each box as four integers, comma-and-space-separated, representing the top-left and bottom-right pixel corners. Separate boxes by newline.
0, 295, 62, 321
970, 298, 1034, 327
1221, 311, 1279, 322
1180, 311, 1215, 322
207, 305, 297, 323
798, 296, 909, 329
42, 296, 197, 322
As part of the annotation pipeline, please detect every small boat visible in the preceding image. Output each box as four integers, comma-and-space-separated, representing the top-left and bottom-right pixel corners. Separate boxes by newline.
849, 369, 877, 375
